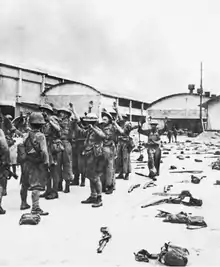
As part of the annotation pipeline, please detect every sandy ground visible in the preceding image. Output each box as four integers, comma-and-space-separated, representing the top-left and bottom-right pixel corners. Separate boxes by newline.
2, 135, 220, 266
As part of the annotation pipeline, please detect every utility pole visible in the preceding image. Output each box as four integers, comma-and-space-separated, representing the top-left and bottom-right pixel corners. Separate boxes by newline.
198, 62, 204, 132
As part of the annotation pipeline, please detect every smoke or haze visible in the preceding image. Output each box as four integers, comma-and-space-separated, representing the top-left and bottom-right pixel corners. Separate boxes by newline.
0, 0, 220, 102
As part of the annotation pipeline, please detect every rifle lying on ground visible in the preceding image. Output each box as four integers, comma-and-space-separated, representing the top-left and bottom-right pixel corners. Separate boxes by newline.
143, 181, 156, 189
169, 170, 203, 174
97, 227, 112, 253
128, 184, 141, 193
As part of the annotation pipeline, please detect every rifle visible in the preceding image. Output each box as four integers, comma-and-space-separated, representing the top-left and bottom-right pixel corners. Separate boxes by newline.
143, 181, 156, 189
0, 164, 18, 180
97, 227, 111, 253
141, 198, 171, 208
128, 184, 140, 193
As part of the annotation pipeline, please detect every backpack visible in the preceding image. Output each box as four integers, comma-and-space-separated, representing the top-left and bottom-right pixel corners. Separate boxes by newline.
19, 213, 41, 225
158, 243, 189, 266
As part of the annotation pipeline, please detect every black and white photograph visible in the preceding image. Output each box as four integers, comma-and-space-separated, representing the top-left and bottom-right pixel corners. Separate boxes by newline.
0, 0, 220, 266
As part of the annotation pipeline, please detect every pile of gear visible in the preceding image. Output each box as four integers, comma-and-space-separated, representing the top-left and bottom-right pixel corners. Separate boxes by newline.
134, 242, 189, 266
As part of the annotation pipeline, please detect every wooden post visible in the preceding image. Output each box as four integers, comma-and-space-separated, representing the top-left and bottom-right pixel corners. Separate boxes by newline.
17, 69, 22, 102
141, 102, 144, 116
41, 74, 45, 94
129, 100, 132, 122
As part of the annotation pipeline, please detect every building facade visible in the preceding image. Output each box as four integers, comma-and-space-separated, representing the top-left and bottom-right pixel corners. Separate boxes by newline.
146, 93, 210, 132
0, 62, 149, 122
202, 96, 220, 131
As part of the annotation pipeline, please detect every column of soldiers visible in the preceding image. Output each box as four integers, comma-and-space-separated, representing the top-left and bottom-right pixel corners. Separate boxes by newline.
0, 102, 141, 214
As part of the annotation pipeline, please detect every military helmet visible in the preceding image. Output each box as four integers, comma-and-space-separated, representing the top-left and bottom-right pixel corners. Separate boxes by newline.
101, 111, 113, 121
39, 103, 53, 113
149, 119, 158, 125
83, 113, 98, 122
29, 112, 46, 124
57, 107, 72, 116
5, 114, 12, 120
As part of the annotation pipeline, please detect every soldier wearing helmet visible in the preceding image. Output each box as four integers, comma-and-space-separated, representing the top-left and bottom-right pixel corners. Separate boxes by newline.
138, 117, 166, 179
71, 106, 107, 208
113, 105, 139, 180
38, 103, 62, 200
56, 106, 75, 193
98, 109, 124, 194
0, 129, 10, 214
19, 112, 49, 215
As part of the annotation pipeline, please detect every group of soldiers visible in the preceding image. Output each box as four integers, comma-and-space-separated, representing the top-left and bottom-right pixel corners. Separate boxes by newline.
0, 103, 169, 215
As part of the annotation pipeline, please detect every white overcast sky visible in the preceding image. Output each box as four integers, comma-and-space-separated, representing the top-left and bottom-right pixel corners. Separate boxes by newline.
0, 0, 220, 102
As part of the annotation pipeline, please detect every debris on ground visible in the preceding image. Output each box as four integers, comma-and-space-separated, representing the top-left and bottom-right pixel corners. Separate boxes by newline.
211, 158, 220, 170
143, 181, 156, 189
19, 213, 41, 225
128, 184, 141, 193
191, 175, 206, 184
194, 159, 203, 162
170, 165, 177, 170
97, 227, 111, 253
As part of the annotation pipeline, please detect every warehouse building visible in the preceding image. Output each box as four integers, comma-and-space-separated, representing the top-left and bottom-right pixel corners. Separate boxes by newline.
42, 82, 149, 122
201, 96, 220, 131
146, 88, 212, 132
0, 62, 149, 122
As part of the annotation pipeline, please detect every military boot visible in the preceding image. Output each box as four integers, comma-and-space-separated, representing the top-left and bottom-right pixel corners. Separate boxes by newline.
124, 173, 129, 180
116, 173, 124, 179
63, 181, 70, 193
92, 196, 103, 208
20, 201, 31, 210
40, 191, 50, 198
105, 185, 114, 195
0, 206, 6, 215
80, 175, 85, 187
45, 190, 59, 200
81, 196, 97, 204
58, 181, 63, 192
31, 207, 49, 216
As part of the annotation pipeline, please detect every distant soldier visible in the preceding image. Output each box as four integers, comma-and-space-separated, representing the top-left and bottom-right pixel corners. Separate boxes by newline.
39, 104, 62, 200
138, 118, 166, 179
172, 124, 178, 142
114, 106, 138, 180
0, 129, 10, 214
57, 107, 74, 193
20, 112, 49, 215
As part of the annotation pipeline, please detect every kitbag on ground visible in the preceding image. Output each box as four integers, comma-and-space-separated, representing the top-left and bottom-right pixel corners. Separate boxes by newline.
158, 242, 189, 266
19, 213, 41, 225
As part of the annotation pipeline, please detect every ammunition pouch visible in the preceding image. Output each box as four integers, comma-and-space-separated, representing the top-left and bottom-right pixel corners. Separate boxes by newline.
82, 143, 103, 158
51, 139, 64, 154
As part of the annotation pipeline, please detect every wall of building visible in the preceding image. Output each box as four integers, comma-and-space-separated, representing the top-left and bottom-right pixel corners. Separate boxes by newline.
147, 94, 209, 119
207, 101, 220, 130
44, 83, 102, 117
0, 63, 67, 116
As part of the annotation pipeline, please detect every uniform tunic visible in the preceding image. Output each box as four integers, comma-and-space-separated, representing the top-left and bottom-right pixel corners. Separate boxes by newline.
138, 127, 162, 176
0, 129, 10, 187
116, 121, 138, 174
22, 130, 49, 191
57, 117, 74, 181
